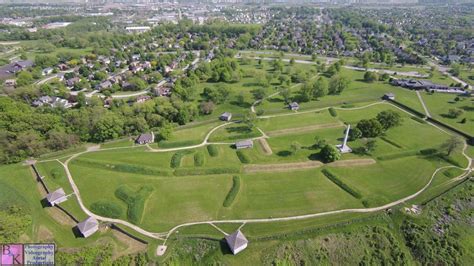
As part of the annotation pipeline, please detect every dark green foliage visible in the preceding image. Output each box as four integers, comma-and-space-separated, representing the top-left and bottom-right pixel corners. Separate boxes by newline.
173, 167, 240, 176
194, 152, 205, 167
319, 144, 341, 163
90, 201, 123, 219
56, 244, 113, 265
401, 220, 462, 265
376, 110, 402, 130
349, 127, 362, 141
236, 150, 251, 164
223, 176, 241, 207
328, 107, 337, 117
115, 185, 153, 224
321, 169, 362, 199
356, 118, 384, 138
207, 144, 219, 157
170, 150, 194, 168
0, 205, 31, 243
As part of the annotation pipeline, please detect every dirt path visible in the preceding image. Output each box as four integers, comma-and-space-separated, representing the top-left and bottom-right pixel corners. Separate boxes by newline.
244, 161, 323, 173
266, 122, 344, 137
327, 159, 376, 167
416, 91, 431, 118
257, 138, 272, 155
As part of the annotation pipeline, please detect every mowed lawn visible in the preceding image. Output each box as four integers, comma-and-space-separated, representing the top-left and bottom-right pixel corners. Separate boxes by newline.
419, 91, 474, 135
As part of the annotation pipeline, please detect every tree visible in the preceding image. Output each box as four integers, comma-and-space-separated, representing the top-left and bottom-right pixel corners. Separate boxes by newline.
156, 122, 173, 141
320, 144, 341, 163
313, 136, 327, 149
447, 108, 463, 119
34, 54, 58, 68
349, 127, 362, 141
92, 114, 124, 142
313, 77, 328, 100
290, 141, 301, 155
329, 75, 350, 95
280, 88, 291, 104
376, 110, 402, 130
364, 138, 377, 153
199, 101, 215, 115
16, 71, 34, 87
450, 63, 461, 77
356, 119, 384, 138
289, 58, 295, 65
441, 137, 463, 156
364, 71, 378, 83
243, 111, 257, 131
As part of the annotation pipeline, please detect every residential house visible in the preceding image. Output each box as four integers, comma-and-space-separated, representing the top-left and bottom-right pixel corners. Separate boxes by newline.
219, 112, 232, 121
42, 67, 54, 76
58, 64, 68, 71
136, 95, 151, 103
66, 77, 80, 87
97, 80, 112, 91
136, 132, 155, 144
235, 139, 253, 149
77, 217, 99, 238
45, 188, 68, 206
225, 230, 248, 255
289, 102, 299, 111
4, 79, 16, 87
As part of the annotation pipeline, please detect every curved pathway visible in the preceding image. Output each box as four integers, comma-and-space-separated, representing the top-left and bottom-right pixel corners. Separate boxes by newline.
53, 100, 472, 242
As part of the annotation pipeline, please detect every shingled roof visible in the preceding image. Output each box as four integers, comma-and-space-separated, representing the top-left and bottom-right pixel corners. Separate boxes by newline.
77, 217, 99, 237
225, 230, 248, 255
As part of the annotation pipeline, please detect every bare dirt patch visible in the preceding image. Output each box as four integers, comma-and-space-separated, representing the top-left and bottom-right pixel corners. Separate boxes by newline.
244, 161, 324, 173
37, 225, 54, 241
45, 207, 76, 226
327, 159, 376, 167
266, 122, 343, 137
111, 229, 148, 259
258, 138, 273, 155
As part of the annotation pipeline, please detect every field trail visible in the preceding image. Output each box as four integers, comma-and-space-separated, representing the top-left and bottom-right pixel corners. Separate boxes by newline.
266, 122, 344, 137
244, 161, 323, 173
327, 159, 376, 167
257, 138, 272, 155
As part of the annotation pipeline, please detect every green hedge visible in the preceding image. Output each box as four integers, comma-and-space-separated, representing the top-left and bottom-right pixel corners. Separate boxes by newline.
321, 169, 362, 199
90, 201, 124, 219
223, 176, 241, 207
115, 185, 153, 224
328, 107, 338, 117
174, 167, 241, 176
236, 150, 251, 164
194, 152, 205, 167
170, 150, 194, 168
75, 159, 172, 176
207, 145, 219, 157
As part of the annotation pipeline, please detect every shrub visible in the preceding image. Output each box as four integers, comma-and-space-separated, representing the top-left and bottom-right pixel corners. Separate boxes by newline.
90, 201, 123, 218
321, 169, 362, 199
207, 144, 219, 157
319, 144, 341, 163
170, 150, 194, 168
194, 152, 204, 167
236, 150, 251, 164
50, 168, 62, 179
115, 185, 153, 224
223, 176, 241, 207
328, 107, 338, 117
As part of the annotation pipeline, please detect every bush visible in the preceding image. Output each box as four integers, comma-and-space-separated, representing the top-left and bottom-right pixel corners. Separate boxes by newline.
115, 185, 153, 224
321, 169, 362, 199
194, 152, 204, 167
223, 176, 241, 207
207, 144, 219, 157
319, 144, 341, 163
236, 150, 251, 164
170, 150, 194, 168
90, 201, 123, 218
50, 168, 62, 179
328, 107, 338, 117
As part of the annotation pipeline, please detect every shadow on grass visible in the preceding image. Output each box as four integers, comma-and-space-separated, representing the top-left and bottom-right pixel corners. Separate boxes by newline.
230, 100, 251, 108
308, 153, 323, 161
219, 239, 233, 255
277, 150, 292, 157
226, 126, 252, 134
71, 226, 83, 239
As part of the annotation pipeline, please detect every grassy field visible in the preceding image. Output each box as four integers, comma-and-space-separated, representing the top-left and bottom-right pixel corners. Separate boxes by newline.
64, 102, 467, 233
419, 91, 474, 135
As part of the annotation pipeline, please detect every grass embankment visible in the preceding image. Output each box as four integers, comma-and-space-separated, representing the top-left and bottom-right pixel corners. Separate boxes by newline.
223, 176, 241, 207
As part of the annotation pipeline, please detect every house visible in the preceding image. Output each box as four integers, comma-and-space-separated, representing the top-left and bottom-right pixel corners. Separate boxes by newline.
136, 132, 155, 144
219, 112, 232, 121
382, 93, 395, 100
4, 79, 16, 87
13, 60, 33, 71
225, 230, 248, 255
153, 83, 171, 97
289, 102, 299, 111
42, 67, 53, 76
103, 97, 113, 108
66, 77, 80, 87
235, 139, 253, 149
58, 64, 68, 71
136, 95, 151, 103
76, 216, 99, 238
32, 96, 52, 107
45, 188, 68, 206
97, 80, 112, 91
